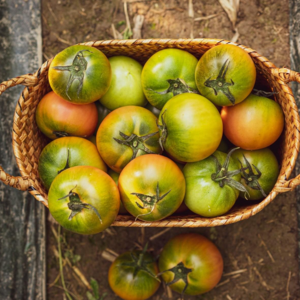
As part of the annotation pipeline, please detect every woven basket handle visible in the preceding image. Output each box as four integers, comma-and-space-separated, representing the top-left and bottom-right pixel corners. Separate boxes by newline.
0, 74, 38, 191
271, 68, 300, 192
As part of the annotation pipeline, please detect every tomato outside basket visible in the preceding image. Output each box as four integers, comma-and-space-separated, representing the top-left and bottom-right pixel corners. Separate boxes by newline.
0, 39, 299, 228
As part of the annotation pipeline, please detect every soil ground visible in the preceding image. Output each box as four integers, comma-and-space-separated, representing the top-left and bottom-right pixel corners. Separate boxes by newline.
42, 1, 300, 299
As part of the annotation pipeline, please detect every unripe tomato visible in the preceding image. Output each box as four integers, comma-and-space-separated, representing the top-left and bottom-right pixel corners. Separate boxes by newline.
48, 45, 111, 104
195, 44, 256, 106
36, 91, 98, 139
99, 56, 147, 110
108, 246, 160, 300
221, 94, 284, 150
142, 48, 198, 109
158, 93, 223, 162
158, 233, 223, 296
38, 137, 107, 190
48, 166, 119, 235
119, 154, 186, 222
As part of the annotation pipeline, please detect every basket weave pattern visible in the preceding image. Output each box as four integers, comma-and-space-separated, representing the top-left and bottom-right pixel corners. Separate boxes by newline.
1, 39, 300, 227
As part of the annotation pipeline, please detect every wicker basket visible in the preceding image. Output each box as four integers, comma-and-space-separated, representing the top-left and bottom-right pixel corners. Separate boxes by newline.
1, 39, 300, 228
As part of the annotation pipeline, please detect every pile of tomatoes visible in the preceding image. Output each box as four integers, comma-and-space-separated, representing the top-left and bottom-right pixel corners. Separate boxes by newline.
36, 44, 284, 236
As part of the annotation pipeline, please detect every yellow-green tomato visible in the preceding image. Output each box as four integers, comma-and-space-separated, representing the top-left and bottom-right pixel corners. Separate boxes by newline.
142, 48, 199, 109
48, 45, 111, 104
195, 44, 256, 106
109, 249, 160, 300
183, 150, 243, 217
119, 154, 186, 222
48, 166, 120, 235
99, 56, 147, 110
38, 137, 107, 190
158, 93, 223, 162
232, 148, 279, 200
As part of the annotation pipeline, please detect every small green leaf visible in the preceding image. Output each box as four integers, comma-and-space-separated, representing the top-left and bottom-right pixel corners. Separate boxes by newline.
72, 254, 81, 264
117, 20, 125, 27
86, 291, 96, 300
100, 292, 108, 300
90, 278, 100, 299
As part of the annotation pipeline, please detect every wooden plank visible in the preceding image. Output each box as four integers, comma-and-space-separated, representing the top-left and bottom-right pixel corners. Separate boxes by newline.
0, 0, 45, 299
289, 0, 300, 280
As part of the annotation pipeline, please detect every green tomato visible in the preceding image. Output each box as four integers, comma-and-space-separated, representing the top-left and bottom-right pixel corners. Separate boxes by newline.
142, 49, 198, 109
183, 150, 245, 217
232, 148, 279, 200
38, 137, 107, 190
48, 166, 120, 235
99, 56, 147, 110
49, 45, 111, 104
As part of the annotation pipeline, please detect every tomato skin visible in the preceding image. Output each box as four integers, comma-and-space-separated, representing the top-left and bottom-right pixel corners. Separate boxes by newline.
221, 94, 284, 150
232, 148, 279, 200
108, 251, 160, 300
158, 93, 223, 162
183, 151, 241, 217
108, 169, 128, 214
48, 45, 111, 104
142, 49, 198, 109
99, 56, 147, 110
48, 166, 120, 235
38, 137, 107, 190
97, 106, 161, 173
119, 154, 186, 221
36, 91, 98, 139
195, 44, 256, 106
158, 233, 223, 296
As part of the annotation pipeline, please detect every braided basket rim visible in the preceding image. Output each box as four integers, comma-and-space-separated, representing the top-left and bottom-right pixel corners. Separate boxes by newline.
11, 38, 300, 227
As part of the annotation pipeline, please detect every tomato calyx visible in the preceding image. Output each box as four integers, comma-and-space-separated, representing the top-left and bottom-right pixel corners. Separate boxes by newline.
114, 131, 159, 160
121, 243, 160, 281
149, 78, 199, 97
52, 50, 92, 100
157, 262, 192, 298
58, 186, 102, 222
131, 182, 171, 220
211, 148, 249, 195
52, 131, 71, 138
157, 110, 167, 150
204, 59, 235, 104
239, 155, 267, 198
58, 148, 70, 175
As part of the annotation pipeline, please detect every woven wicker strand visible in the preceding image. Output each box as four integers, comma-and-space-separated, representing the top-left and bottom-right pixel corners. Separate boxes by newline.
1, 38, 300, 227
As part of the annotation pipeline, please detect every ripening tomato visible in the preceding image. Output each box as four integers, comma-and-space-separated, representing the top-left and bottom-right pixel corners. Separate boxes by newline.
38, 137, 107, 190
109, 246, 160, 300
158, 93, 223, 162
48, 45, 111, 104
232, 148, 279, 200
221, 94, 284, 150
99, 56, 147, 110
195, 44, 256, 106
97, 106, 161, 173
36, 91, 98, 139
142, 48, 199, 109
119, 154, 186, 222
183, 149, 246, 217
48, 166, 119, 235
158, 233, 223, 296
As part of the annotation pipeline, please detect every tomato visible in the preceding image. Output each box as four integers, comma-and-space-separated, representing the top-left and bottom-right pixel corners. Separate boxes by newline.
195, 44, 256, 106
99, 56, 147, 110
232, 148, 279, 200
48, 166, 119, 235
108, 169, 128, 214
108, 246, 160, 300
119, 154, 186, 221
48, 45, 111, 104
36, 91, 98, 139
158, 233, 223, 296
97, 106, 161, 173
141, 48, 198, 109
38, 137, 107, 190
157, 93, 223, 162
221, 94, 284, 150
183, 149, 247, 217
